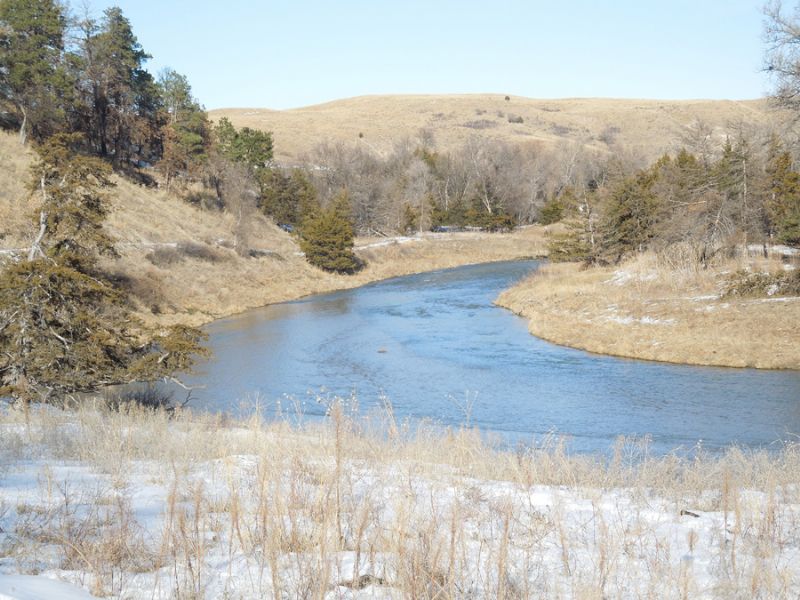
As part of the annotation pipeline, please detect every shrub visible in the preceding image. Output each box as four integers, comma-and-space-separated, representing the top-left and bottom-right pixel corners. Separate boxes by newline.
463, 120, 498, 130
146, 242, 225, 267
724, 269, 800, 297
539, 197, 565, 225
103, 383, 186, 412
145, 246, 183, 266
177, 241, 224, 262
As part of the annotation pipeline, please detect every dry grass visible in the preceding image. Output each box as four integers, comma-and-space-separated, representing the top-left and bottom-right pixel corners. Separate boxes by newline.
0, 132, 36, 248
211, 95, 774, 164
496, 251, 800, 369
0, 131, 547, 328
2, 401, 800, 598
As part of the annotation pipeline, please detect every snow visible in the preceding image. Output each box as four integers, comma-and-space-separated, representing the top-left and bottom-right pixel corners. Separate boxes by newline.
747, 243, 799, 257
355, 236, 423, 250
605, 269, 658, 286
2, 410, 800, 598
0, 574, 95, 600
602, 305, 675, 325
604, 315, 676, 325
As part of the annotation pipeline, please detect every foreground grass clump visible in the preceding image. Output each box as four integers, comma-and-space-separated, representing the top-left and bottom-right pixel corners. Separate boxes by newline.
1, 400, 800, 599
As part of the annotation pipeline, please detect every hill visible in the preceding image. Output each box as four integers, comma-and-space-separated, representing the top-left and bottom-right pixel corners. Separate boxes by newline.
0, 131, 547, 327
211, 95, 774, 163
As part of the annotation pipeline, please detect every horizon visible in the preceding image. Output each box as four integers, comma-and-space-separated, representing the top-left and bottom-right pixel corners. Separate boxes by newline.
87, 0, 770, 110
209, 93, 767, 112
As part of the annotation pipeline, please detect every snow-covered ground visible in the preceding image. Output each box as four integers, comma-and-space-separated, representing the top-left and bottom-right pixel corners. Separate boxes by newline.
1, 404, 799, 599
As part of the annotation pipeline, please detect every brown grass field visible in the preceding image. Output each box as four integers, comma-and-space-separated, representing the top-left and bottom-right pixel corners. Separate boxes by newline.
496, 251, 800, 370
211, 95, 774, 163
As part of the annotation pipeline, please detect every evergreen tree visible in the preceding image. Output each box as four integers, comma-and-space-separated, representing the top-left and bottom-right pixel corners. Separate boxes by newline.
764, 146, 800, 247
0, 134, 207, 403
76, 7, 161, 165
299, 191, 361, 273
213, 117, 273, 171
157, 69, 210, 187
599, 170, 661, 261
258, 168, 318, 226
0, 0, 69, 143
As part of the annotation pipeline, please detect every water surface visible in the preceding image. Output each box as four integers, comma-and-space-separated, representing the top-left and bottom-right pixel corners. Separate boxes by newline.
187, 261, 800, 454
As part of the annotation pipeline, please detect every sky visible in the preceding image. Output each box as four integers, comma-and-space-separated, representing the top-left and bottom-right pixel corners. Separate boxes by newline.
87, 0, 772, 110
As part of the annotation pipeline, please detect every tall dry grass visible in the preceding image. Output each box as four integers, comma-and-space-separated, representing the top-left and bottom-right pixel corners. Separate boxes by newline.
497, 249, 800, 369
1, 400, 799, 598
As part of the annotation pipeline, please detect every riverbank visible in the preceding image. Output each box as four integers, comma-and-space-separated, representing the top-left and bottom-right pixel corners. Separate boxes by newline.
1, 401, 799, 599
496, 252, 800, 369
122, 226, 549, 328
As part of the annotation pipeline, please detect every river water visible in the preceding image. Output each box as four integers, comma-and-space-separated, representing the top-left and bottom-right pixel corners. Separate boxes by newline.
186, 260, 800, 454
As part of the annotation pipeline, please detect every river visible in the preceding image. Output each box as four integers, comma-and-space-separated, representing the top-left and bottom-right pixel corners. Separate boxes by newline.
185, 260, 800, 454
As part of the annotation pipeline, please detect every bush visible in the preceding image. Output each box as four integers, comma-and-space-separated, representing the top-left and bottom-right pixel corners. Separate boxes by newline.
463, 120, 498, 130
145, 242, 225, 267
103, 384, 187, 412
539, 197, 565, 225
507, 114, 524, 124
177, 241, 224, 262
145, 246, 183, 266
724, 269, 800, 297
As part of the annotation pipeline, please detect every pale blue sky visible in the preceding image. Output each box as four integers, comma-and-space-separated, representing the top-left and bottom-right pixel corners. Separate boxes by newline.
88, 0, 771, 109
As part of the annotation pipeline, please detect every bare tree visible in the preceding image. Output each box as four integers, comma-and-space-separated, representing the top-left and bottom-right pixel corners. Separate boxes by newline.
764, 1, 800, 114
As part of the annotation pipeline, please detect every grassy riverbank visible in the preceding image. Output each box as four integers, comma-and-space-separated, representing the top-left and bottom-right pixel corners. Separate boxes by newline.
1, 402, 799, 599
496, 252, 800, 369
121, 226, 549, 328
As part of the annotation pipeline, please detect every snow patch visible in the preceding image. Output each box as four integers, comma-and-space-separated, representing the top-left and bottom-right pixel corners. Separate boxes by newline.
605, 269, 659, 286
0, 574, 95, 600
355, 236, 424, 250
605, 315, 676, 325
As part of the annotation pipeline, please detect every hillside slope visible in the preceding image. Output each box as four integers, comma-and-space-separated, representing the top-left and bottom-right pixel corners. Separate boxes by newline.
211, 95, 773, 163
0, 132, 548, 327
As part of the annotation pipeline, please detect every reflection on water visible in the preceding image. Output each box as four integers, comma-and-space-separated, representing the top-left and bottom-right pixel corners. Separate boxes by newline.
186, 261, 800, 454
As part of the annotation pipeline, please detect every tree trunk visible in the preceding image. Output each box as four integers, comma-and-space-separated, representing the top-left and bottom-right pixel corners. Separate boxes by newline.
28, 209, 48, 262
18, 105, 28, 145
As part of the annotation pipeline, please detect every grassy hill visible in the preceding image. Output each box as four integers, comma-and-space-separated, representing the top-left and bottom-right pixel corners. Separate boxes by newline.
211, 95, 774, 163
0, 131, 547, 327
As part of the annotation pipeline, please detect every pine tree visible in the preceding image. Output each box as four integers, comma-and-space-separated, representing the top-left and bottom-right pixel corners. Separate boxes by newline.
76, 7, 161, 165
764, 146, 800, 247
157, 69, 210, 188
0, 0, 69, 143
299, 191, 361, 273
0, 134, 207, 403
258, 168, 318, 226
599, 170, 661, 261
213, 118, 273, 171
